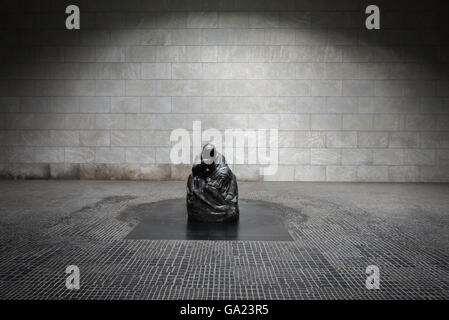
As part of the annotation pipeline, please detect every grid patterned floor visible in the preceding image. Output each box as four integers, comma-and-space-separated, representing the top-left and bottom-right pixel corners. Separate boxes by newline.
0, 181, 448, 299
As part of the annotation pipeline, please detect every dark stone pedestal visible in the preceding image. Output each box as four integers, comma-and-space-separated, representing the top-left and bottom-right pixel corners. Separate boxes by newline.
125, 199, 294, 241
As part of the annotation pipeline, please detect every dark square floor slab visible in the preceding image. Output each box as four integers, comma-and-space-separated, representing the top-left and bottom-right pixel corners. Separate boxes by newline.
125, 199, 293, 241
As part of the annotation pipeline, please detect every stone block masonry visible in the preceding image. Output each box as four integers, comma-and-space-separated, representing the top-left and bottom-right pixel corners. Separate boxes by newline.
0, 0, 448, 181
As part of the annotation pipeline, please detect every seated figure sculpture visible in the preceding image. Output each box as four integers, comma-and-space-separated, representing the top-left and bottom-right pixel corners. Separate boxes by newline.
186, 144, 239, 222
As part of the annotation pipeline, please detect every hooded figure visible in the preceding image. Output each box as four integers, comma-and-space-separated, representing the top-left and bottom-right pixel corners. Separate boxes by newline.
186, 144, 239, 222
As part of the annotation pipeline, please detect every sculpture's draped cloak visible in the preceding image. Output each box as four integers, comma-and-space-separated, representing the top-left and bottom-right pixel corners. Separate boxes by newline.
187, 154, 239, 222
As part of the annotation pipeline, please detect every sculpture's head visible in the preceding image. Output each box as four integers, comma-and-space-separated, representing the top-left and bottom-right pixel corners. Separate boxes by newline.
200, 143, 217, 168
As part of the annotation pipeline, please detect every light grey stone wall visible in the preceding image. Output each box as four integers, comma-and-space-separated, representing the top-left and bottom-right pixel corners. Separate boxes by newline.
0, 0, 448, 181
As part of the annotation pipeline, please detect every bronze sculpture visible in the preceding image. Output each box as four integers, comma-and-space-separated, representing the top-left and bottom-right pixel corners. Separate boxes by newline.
186, 144, 239, 222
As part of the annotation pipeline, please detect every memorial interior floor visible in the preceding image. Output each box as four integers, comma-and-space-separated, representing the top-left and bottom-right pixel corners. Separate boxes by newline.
0, 180, 448, 299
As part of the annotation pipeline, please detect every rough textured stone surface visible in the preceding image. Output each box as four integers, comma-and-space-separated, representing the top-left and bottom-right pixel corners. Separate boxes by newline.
0, 180, 448, 299
0, 0, 448, 182
49, 163, 80, 179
